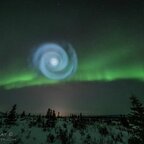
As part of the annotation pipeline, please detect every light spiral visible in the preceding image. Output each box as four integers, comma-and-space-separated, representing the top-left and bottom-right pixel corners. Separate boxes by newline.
32, 43, 78, 80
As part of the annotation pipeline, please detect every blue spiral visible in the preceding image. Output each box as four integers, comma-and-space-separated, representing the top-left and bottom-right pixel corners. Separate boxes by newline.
32, 42, 78, 80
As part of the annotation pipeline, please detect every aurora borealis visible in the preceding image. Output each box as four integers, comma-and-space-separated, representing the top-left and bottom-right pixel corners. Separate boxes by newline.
0, 0, 144, 114
0, 41, 143, 89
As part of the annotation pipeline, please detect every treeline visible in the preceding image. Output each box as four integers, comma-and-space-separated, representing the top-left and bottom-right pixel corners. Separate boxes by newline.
0, 94, 144, 144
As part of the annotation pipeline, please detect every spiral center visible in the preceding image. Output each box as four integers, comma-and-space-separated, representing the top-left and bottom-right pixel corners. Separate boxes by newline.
49, 57, 59, 67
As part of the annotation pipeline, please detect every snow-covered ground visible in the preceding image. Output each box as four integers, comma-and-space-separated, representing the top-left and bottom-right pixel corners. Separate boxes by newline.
0, 116, 130, 144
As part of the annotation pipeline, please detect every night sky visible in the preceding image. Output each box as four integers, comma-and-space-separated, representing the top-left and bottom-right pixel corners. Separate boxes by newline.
0, 0, 144, 115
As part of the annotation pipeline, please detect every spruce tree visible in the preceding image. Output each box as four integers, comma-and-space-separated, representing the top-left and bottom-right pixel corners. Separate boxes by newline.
52, 110, 56, 120
6, 104, 17, 125
129, 95, 144, 144
21, 111, 26, 118
46, 108, 51, 119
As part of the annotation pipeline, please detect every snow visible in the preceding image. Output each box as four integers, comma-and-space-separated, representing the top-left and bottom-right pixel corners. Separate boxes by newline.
0, 116, 130, 144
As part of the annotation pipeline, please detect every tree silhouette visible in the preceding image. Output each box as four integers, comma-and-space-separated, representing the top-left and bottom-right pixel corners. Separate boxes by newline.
6, 104, 17, 125
21, 111, 26, 118
46, 108, 52, 120
52, 110, 56, 120
45, 108, 56, 127
128, 95, 144, 144
57, 112, 60, 118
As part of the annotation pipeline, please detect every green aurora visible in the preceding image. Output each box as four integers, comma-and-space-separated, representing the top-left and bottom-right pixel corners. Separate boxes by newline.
0, 41, 144, 90
0, 0, 144, 90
